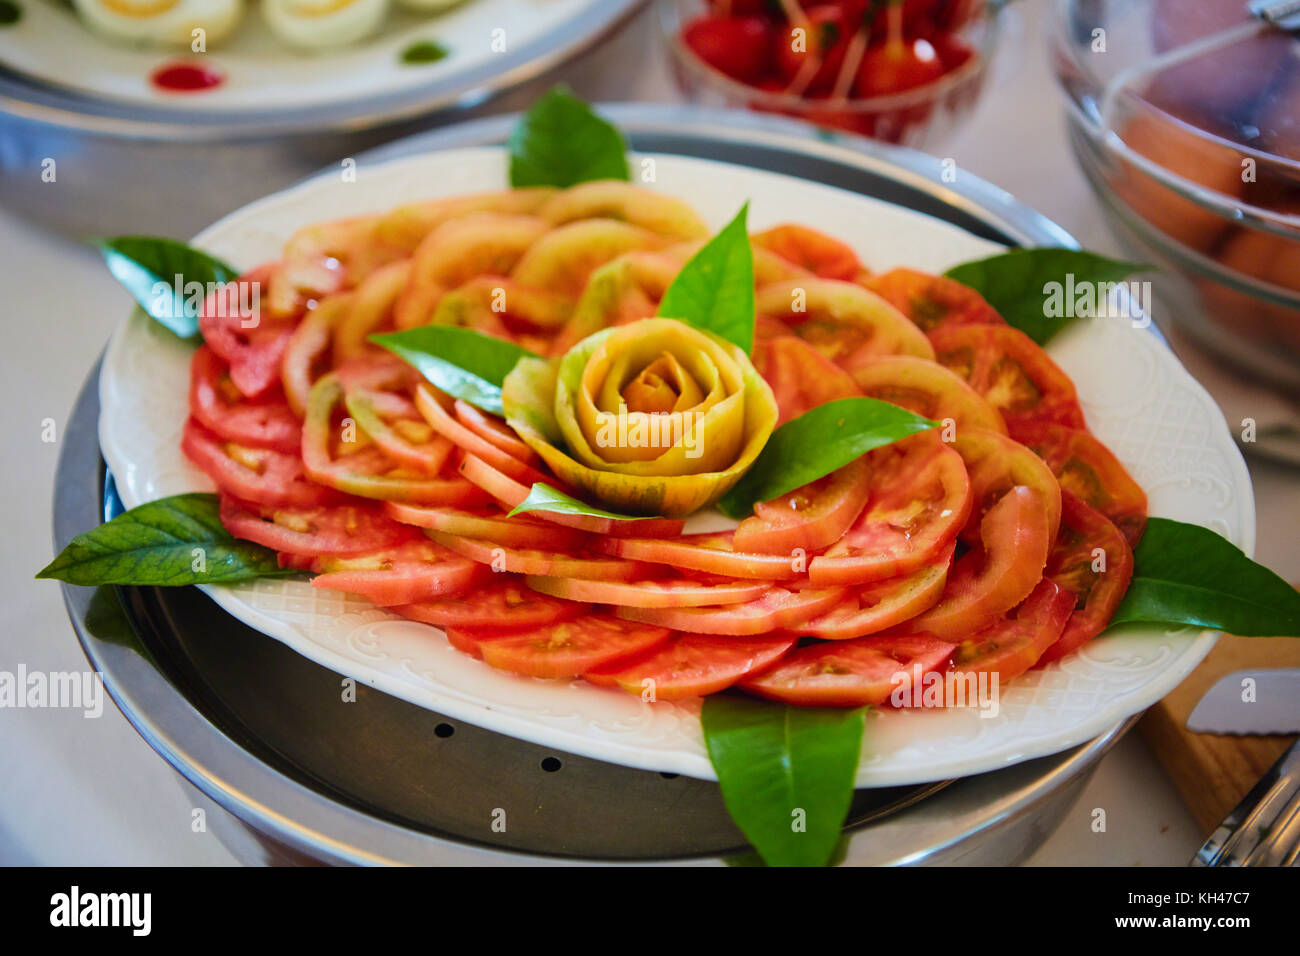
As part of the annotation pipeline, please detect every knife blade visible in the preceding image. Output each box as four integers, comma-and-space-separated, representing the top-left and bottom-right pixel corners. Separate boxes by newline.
1186, 668, 1300, 735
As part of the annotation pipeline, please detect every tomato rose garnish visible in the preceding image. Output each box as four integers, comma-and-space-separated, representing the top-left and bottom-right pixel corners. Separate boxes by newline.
502, 317, 778, 517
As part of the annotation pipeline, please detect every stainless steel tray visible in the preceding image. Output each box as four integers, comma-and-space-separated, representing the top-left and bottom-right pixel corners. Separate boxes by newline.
52, 108, 1126, 865
0, 0, 647, 238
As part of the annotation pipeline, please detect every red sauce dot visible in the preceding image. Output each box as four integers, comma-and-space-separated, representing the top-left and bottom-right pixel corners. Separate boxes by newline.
151, 61, 225, 93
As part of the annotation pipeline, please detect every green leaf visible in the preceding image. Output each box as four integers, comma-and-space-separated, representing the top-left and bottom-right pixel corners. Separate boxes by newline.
657, 203, 755, 353
371, 326, 539, 416
508, 482, 659, 521
507, 85, 630, 189
944, 248, 1149, 345
36, 493, 291, 587
717, 397, 938, 518
1111, 518, 1300, 635
701, 696, 865, 867
94, 236, 239, 340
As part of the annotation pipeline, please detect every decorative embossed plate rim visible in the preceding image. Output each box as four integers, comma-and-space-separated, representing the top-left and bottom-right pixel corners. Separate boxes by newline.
98, 148, 1252, 786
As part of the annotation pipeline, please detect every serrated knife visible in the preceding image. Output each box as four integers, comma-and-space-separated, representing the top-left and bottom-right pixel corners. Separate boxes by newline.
1185, 668, 1300, 735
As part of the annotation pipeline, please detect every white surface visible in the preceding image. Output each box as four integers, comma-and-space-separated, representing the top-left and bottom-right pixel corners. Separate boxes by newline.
1, 0, 1294, 864
0, 0, 600, 113
100, 146, 1246, 787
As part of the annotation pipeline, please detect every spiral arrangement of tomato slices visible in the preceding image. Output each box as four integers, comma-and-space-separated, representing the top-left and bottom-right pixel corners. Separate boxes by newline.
182, 182, 1147, 708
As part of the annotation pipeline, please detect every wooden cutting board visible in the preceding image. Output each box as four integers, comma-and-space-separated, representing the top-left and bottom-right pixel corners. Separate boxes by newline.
1138, 634, 1300, 835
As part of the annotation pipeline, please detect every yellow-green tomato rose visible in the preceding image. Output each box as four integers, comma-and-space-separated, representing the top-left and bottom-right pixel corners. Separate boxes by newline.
502, 317, 777, 518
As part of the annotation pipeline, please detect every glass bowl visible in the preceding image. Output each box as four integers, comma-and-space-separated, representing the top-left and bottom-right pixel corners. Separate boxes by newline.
657, 0, 1002, 149
1053, 0, 1300, 392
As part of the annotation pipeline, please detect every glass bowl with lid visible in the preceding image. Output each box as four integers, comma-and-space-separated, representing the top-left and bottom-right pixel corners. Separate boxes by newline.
1053, 0, 1300, 391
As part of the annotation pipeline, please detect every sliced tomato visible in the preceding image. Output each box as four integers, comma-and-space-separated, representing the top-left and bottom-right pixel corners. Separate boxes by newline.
383, 503, 589, 550
1035, 492, 1134, 666
219, 495, 413, 557
951, 578, 1074, 683
1009, 420, 1147, 547
454, 616, 673, 679
808, 433, 972, 586
750, 334, 864, 426
851, 354, 1007, 435
525, 574, 769, 608
303, 374, 489, 506
756, 278, 935, 374
751, 224, 863, 282
453, 399, 539, 463
427, 531, 652, 580
392, 577, 583, 632
929, 324, 1087, 430
802, 549, 950, 640
949, 426, 1062, 545
741, 633, 957, 708
616, 586, 846, 636
282, 291, 350, 417
863, 267, 1004, 333
910, 485, 1053, 639
182, 417, 337, 508
597, 532, 804, 580
415, 384, 550, 487
585, 635, 797, 699
733, 456, 871, 555
189, 346, 300, 452
457, 453, 684, 539
311, 538, 486, 606
198, 264, 297, 398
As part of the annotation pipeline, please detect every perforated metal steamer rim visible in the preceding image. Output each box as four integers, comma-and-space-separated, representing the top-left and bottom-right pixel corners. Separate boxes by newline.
53, 107, 1129, 865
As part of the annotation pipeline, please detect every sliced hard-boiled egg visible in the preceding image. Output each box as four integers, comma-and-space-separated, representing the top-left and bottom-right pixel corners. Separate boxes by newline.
261, 0, 389, 51
72, 0, 244, 47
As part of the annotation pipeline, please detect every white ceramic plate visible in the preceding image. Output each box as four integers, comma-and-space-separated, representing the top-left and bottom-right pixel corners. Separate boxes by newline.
98, 147, 1253, 786
0, 0, 604, 114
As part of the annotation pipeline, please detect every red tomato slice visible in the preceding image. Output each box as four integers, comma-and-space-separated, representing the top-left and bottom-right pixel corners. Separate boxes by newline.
415, 384, 551, 487
617, 586, 846, 636
734, 456, 872, 555
597, 532, 804, 580
585, 635, 798, 700
910, 485, 1052, 639
383, 503, 589, 550
1009, 420, 1147, 547
392, 577, 583, 632
457, 454, 684, 539
863, 267, 1004, 333
189, 346, 301, 453
303, 375, 490, 506
525, 574, 770, 608
929, 324, 1087, 430
741, 633, 957, 708
751, 334, 864, 426
808, 433, 972, 586
427, 531, 652, 580
198, 264, 297, 398
949, 427, 1062, 546
455, 616, 673, 679
802, 548, 951, 640
851, 354, 1007, 435
453, 400, 539, 463
751, 224, 863, 281
182, 418, 337, 508
219, 495, 413, 557
951, 578, 1075, 683
311, 538, 486, 606
1035, 492, 1135, 666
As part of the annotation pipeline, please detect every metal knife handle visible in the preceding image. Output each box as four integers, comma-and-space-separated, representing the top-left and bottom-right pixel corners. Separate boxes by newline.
1191, 738, 1300, 866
